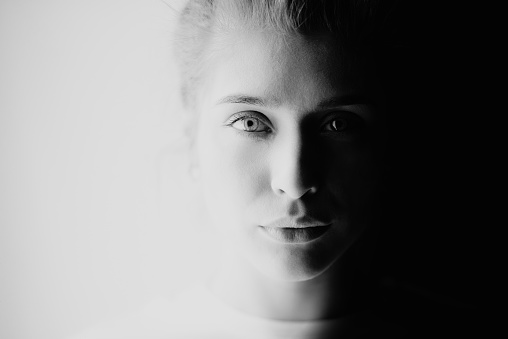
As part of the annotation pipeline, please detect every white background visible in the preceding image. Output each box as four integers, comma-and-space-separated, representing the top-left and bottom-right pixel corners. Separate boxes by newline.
0, 1, 217, 338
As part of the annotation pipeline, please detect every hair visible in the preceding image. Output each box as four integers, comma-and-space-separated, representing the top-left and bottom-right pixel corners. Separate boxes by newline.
173, 0, 398, 110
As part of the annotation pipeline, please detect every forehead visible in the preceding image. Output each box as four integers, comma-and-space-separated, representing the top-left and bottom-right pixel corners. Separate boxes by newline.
203, 30, 369, 111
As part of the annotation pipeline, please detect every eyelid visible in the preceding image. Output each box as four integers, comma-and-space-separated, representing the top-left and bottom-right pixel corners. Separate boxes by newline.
225, 111, 272, 128
320, 110, 365, 130
333, 104, 375, 122
321, 110, 360, 122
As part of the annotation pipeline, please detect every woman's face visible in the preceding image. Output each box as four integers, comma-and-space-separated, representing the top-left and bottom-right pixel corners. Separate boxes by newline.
194, 31, 384, 282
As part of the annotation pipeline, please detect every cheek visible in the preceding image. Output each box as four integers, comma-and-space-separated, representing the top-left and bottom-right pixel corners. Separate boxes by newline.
197, 129, 268, 226
325, 143, 381, 211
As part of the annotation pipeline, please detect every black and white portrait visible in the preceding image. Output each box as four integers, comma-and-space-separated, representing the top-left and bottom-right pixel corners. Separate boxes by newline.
0, 1, 486, 338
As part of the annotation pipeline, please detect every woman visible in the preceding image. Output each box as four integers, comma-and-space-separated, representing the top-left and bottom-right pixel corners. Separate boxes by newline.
72, 1, 470, 338
169, 0, 393, 337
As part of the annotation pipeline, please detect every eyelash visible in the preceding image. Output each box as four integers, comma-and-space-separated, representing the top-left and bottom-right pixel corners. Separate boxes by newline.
224, 111, 364, 138
225, 112, 272, 135
321, 112, 364, 135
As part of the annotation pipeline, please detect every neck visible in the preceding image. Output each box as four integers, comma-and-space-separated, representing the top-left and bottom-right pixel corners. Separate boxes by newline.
207, 245, 368, 321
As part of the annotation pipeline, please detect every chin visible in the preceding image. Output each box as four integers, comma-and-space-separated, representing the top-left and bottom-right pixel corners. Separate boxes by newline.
250, 246, 343, 283
270, 266, 334, 283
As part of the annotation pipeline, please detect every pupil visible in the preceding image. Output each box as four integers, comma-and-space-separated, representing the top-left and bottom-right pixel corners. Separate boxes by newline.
333, 119, 346, 131
245, 119, 256, 129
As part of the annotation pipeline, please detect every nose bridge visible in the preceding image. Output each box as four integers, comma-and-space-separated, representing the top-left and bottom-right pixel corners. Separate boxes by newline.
270, 125, 317, 199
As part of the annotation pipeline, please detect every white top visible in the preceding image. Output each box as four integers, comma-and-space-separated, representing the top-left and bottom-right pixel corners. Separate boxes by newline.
70, 283, 405, 339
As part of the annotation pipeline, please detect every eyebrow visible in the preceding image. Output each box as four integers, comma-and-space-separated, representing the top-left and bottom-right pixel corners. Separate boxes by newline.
317, 95, 376, 109
216, 95, 268, 106
216, 94, 375, 109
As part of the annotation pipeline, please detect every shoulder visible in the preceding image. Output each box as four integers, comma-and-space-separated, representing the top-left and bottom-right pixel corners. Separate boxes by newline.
367, 277, 480, 338
67, 285, 229, 339
67, 301, 178, 339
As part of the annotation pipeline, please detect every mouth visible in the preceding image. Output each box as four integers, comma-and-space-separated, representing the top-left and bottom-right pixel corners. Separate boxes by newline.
259, 224, 332, 244
264, 216, 332, 229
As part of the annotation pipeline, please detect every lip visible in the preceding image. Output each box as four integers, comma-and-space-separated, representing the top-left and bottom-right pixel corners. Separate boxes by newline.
259, 216, 332, 244
264, 216, 332, 229
260, 225, 332, 244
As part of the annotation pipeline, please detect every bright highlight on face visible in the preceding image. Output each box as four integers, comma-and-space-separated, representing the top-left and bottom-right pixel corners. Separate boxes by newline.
195, 30, 385, 282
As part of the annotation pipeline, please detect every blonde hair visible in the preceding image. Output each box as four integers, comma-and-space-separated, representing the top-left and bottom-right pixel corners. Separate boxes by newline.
173, 0, 393, 109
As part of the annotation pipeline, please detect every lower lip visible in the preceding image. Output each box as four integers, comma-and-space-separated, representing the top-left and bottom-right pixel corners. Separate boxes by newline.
260, 225, 331, 244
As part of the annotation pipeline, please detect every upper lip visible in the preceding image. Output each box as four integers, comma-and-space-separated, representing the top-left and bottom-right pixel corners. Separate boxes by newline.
263, 216, 332, 229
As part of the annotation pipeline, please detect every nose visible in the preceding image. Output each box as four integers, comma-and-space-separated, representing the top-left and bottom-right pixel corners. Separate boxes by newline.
270, 130, 318, 200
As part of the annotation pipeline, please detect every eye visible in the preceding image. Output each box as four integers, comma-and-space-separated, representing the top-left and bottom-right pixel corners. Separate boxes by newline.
227, 112, 272, 133
232, 117, 263, 132
326, 118, 348, 132
322, 112, 364, 134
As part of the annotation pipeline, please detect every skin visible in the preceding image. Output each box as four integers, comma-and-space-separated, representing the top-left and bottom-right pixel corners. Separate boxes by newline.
191, 30, 385, 321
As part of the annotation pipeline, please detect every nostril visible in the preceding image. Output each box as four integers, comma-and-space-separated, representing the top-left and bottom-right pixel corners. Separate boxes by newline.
272, 184, 318, 199
308, 186, 317, 194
